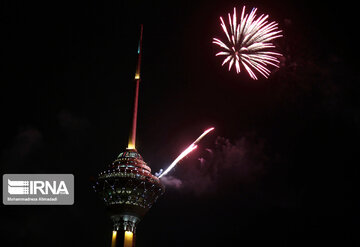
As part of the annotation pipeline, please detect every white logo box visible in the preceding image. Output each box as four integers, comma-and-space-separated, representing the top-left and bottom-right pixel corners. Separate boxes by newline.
3, 174, 74, 205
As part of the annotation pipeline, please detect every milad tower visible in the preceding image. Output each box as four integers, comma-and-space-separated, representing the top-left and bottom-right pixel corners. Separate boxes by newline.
94, 25, 165, 247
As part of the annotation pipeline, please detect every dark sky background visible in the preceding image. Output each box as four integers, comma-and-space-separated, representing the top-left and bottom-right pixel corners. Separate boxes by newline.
1, 0, 359, 246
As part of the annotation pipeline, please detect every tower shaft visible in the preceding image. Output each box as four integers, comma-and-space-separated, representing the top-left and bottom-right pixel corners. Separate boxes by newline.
128, 24, 143, 150
112, 229, 135, 247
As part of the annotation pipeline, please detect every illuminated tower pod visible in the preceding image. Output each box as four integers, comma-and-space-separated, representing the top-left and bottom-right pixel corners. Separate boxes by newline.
94, 25, 165, 247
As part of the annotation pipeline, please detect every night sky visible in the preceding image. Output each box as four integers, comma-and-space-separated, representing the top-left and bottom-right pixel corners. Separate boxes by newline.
1, 0, 359, 246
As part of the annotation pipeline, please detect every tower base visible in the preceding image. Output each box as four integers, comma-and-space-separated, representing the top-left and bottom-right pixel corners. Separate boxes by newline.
111, 215, 139, 247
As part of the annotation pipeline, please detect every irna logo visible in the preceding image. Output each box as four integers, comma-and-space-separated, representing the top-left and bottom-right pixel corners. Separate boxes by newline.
3, 174, 74, 205
8, 179, 69, 195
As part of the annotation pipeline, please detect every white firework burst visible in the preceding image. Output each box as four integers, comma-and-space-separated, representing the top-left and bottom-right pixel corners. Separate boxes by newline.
213, 6, 283, 80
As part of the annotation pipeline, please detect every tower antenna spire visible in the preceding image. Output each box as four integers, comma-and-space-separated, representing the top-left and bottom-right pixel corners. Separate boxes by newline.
128, 24, 143, 150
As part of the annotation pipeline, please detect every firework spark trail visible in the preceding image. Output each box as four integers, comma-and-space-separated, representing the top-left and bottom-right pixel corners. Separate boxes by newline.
193, 127, 215, 144
158, 144, 198, 178
158, 128, 215, 178
213, 6, 283, 80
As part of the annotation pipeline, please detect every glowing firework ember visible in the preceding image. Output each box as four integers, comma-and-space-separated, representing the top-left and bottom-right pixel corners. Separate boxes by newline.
158, 127, 215, 178
213, 6, 283, 80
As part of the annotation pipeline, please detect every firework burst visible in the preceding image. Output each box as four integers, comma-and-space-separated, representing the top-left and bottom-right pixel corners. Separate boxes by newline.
213, 6, 283, 80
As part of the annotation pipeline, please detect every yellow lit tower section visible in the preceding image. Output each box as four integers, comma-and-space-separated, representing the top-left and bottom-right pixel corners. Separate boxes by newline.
94, 25, 165, 247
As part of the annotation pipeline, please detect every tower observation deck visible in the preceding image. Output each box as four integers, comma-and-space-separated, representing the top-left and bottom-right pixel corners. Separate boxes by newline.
94, 25, 165, 247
